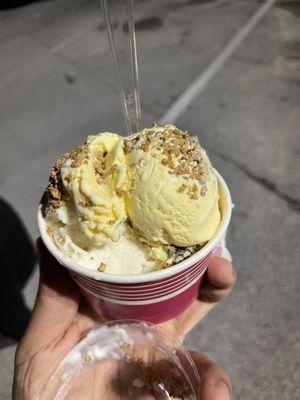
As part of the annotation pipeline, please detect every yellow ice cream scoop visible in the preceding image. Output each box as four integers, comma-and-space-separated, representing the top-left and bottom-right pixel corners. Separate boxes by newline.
124, 125, 220, 247
60, 132, 128, 247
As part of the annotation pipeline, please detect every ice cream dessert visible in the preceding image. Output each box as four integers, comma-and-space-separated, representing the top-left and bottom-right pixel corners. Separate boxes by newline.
42, 124, 220, 274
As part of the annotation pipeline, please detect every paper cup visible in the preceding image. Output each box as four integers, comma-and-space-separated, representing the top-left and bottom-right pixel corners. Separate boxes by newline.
38, 170, 232, 323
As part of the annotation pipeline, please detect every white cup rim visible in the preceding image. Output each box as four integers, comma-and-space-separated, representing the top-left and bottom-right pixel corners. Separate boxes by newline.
38, 169, 232, 284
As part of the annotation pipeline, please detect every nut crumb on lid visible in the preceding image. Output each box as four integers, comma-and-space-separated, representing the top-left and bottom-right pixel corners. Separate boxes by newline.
132, 378, 144, 388
97, 262, 106, 272
124, 355, 191, 399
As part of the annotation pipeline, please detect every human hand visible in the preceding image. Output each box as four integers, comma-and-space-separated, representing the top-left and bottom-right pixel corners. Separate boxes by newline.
13, 239, 234, 399
161, 253, 235, 341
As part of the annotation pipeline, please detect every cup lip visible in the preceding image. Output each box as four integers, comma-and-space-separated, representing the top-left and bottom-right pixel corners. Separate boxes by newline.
38, 169, 232, 284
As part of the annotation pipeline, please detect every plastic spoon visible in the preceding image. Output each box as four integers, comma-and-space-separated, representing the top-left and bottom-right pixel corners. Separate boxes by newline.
100, 0, 141, 135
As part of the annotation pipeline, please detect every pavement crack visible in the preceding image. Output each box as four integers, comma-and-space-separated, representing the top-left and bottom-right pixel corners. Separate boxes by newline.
213, 150, 300, 213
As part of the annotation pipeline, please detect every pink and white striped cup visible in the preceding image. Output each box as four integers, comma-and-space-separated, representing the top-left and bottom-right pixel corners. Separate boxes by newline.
38, 170, 231, 324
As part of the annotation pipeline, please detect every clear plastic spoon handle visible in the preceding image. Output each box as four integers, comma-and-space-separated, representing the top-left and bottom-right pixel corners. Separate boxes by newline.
100, 0, 141, 135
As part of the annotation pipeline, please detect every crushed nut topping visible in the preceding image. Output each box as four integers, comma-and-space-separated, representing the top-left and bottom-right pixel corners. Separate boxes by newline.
69, 143, 89, 168
201, 186, 207, 196
124, 124, 210, 199
41, 153, 70, 215
178, 183, 187, 193
164, 244, 200, 267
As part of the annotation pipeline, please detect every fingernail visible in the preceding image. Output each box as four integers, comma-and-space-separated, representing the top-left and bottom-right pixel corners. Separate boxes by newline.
214, 380, 231, 399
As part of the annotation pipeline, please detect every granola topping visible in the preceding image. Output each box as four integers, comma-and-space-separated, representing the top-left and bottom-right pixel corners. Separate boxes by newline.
124, 124, 210, 200
164, 244, 200, 267
43, 153, 69, 214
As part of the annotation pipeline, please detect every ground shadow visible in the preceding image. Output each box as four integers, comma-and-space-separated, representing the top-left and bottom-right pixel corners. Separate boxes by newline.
0, 197, 36, 347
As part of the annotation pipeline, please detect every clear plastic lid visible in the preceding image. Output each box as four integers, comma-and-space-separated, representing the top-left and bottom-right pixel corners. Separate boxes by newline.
41, 321, 200, 399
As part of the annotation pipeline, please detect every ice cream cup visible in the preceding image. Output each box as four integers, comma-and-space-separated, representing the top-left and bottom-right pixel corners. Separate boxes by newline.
38, 170, 232, 324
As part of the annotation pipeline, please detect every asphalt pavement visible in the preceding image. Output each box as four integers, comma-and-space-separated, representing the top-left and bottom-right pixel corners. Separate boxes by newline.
0, 0, 299, 399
